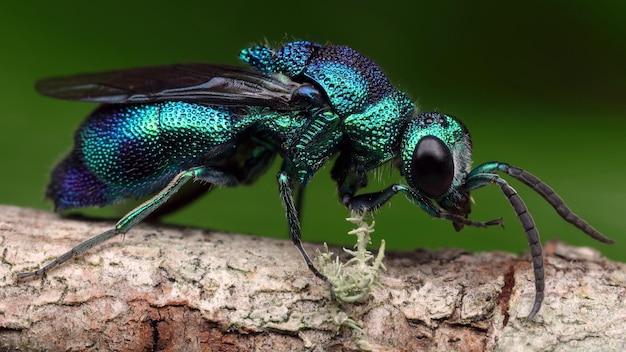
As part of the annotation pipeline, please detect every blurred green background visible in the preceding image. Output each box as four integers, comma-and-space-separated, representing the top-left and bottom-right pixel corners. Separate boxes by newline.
1, 1, 624, 261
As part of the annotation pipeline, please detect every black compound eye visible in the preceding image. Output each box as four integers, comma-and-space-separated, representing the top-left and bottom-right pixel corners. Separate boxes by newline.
291, 84, 326, 109
411, 136, 454, 197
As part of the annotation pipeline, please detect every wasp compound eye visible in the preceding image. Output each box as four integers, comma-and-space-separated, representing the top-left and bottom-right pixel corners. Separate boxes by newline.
412, 136, 454, 197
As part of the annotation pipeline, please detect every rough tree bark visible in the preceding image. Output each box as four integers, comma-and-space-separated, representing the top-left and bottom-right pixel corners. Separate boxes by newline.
0, 205, 624, 351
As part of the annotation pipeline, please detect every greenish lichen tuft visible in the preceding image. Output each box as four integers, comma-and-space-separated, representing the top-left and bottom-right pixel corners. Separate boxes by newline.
316, 210, 386, 303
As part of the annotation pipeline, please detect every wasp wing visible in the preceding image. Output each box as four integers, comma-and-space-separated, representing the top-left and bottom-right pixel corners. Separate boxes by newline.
36, 63, 305, 110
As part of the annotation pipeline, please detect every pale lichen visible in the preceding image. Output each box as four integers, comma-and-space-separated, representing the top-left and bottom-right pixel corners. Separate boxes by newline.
314, 211, 386, 348
314, 212, 385, 350
316, 210, 386, 303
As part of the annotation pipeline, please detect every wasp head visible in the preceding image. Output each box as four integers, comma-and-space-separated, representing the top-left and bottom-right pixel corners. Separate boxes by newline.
400, 112, 474, 230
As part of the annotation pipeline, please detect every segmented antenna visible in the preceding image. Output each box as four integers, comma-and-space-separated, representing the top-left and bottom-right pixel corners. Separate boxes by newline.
502, 165, 613, 244
467, 161, 613, 320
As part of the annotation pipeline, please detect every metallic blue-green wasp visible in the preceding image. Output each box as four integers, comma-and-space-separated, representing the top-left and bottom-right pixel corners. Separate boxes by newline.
18, 41, 612, 320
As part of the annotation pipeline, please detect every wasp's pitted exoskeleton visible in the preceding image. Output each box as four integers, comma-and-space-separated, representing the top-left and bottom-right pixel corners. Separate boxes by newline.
19, 41, 612, 320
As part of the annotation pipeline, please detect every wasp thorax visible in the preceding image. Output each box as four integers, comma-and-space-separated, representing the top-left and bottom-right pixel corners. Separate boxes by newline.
411, 136, 454, 198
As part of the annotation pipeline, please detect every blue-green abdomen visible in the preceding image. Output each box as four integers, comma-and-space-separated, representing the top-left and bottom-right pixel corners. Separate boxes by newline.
48, 102, 239, 209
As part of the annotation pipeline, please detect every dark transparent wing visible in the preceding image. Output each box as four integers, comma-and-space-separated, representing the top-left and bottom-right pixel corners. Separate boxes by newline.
35, 63, 304, 110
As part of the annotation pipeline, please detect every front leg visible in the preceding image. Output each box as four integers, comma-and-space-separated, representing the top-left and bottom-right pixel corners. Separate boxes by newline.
331, 156, 501, 228
344, 183, 501, 229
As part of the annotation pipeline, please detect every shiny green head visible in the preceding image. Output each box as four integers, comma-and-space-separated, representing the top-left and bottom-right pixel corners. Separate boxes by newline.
400, 112, 472, 199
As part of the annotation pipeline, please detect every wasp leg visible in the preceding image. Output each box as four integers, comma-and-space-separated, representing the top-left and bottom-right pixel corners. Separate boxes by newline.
331, 155, 501, 228
345, 183, 502, 228
17, 166, 239, 279
294, 184, 306, 225
277, 171, 335, 300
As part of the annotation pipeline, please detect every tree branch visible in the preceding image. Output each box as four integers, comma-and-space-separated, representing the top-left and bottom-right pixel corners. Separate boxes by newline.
1, 205, 624, 351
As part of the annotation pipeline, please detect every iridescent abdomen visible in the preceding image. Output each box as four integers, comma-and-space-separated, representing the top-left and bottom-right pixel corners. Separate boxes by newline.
47, 102, 238, 209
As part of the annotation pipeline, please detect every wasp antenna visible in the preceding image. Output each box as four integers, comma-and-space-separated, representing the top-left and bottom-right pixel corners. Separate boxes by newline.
467, 161, 613, 319
492, 177, 545, 320
502, 165, 613, 244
